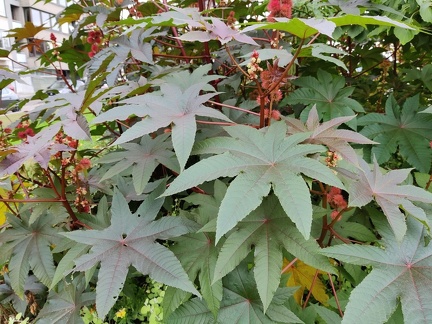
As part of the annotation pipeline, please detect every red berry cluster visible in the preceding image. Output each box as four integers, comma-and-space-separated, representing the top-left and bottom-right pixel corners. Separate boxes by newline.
267, 0, 293, 22
327, 187, 348, 221
87, 30, 102, 58
0, 121, 11, 151
73, 158, 92, 213
263, 109, 281, 121
227, 11, 236, 28
54, 132, 78, 150
16, 121, 35, 140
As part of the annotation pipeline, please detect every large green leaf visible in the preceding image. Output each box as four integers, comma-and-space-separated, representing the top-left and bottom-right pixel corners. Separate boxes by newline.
286, 70, 364, 129
214, 195, 335, 312
36, 281, 95, 324
0, 212, 61, 297
348, 158, 432, 241
92, 82, 231, 170
62, 184, 200, 319
321, 216, 432, 324
164, 121, 344, 241
359, 95, 432, 172
168, 263, 303, 323
97, 134, 179, 194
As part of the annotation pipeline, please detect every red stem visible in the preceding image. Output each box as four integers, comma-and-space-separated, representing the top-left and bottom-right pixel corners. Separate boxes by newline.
281, 258, 298, 274
328, 272, 344, 317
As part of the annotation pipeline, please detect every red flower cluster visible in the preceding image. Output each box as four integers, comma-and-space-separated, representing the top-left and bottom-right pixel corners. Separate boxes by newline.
263, 108, 281, 121
54, 132, 78, 149
258, 59, 286, 106
16, 121, 35, 140
327, 187, 348, 221
267, 0, 293, 22
87, 30, 102, 58
227, 11, 236, 28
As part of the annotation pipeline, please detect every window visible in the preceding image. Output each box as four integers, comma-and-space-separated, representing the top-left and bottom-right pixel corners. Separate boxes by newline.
30, 9, 42, 25
27, 38, 49, 57
0, 32, 11, 49
24, 8, 62, 32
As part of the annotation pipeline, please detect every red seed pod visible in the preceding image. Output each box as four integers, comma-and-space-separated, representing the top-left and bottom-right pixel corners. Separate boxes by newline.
88, 51, 95, 58
87, 36, 95, 44
88, 30, 96, 37
91, 43, 99, 52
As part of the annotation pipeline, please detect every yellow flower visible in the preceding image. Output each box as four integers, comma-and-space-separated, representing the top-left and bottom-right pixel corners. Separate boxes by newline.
115, 308, 126, 319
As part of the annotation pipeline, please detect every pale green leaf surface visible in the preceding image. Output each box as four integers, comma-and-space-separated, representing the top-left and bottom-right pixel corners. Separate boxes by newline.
216, 169, 272, 242
93, 83, 230, 170
37, 282, 95, 324
214, 196, 335, 311
321, 217, 432, 324
166, 122, 342, 240
50, 243, 89, 289
2, 212, 60, 297
348, 158, 432, 240
312, 304, 342, 324
97, 134, 178, 194
62, 186, 199, 318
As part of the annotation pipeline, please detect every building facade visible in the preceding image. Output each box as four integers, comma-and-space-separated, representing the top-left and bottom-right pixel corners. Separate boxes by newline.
0, 0, 72, 97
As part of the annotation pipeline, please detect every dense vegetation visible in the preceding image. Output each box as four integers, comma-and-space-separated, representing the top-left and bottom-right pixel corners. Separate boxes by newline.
1, 0, 432, 323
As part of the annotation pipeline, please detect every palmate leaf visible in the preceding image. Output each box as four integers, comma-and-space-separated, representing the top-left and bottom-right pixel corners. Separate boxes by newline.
285, 105, 376, 166
168, 263, 303, 324
321, 216, 432, 324
348, 157, 432, 241
0, 212, 61, 297
359, 95, 432, 172
164, 121, 344, 241
62, 183, 200, 319
97, 134, 179, 194
36, 280, 95, 324
92, 82, 232, 170
0, 124, 72, 176
178, 17, 258, 46
214, 196, 335, 312
286, 70, 364, 129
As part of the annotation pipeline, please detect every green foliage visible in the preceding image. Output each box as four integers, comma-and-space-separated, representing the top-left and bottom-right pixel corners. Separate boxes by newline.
0, 0, 432, 322
63, 185, 200, 318
165, 121, 344, 240
322, 216, 432, 323
359, 95, 432, 172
